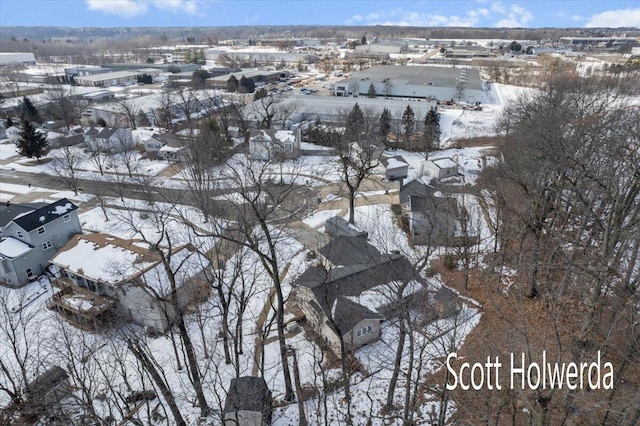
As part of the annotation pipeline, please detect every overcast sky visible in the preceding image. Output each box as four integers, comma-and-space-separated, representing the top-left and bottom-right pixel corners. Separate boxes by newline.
1, 0, 639, 28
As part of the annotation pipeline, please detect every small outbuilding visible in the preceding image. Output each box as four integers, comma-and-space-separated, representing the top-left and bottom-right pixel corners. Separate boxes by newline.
422, 157, 458, 180
224, 376, 272, 426
381, 155, 409, 181
24, 366, 72, 410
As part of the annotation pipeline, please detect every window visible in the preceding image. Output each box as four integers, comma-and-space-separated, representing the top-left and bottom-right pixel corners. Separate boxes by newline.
26, 268, 33, 278
42, 241, 52, 250
63, 214, 71, 223
16, 231, 24, 239
37, 226, 46, 235
356, 325, 374, 338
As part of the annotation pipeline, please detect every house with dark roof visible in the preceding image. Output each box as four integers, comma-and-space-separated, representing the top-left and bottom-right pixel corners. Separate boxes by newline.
224, 376, 272, 426
0, 199, 81, 287
292, 236, 413, 356
144, 133, 191, 161
324, 216, 368, 239
398, 179, 437, 204
409, 195, 460, 245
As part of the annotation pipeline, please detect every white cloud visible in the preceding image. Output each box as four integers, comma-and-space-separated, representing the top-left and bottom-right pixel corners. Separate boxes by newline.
86, 0, 148, 19
584, 8, 640, 27
85, 0, 205, 18
571, 15, 584, 22
344, 8, 482, 27
493, 3, 533, 27
152, 0, 200, 16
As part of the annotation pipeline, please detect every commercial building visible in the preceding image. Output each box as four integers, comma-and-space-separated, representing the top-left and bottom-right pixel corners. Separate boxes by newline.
0, 52, 36, 66
244, 94, 438, 128
334, 65, 483, 103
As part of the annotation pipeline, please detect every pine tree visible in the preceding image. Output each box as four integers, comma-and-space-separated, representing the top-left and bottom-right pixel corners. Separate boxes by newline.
401, 105, 415, 145
6, 117, 13, 128
136, 110, 150, 127
379, 108, 391, 143
423, 107, 441, 155
17, 119, 48, 162
367, 82, 376, 98
20, 97, 41, 123
239, 75, 255, 93
345, 103, 365, 142
226, 75, 239, 92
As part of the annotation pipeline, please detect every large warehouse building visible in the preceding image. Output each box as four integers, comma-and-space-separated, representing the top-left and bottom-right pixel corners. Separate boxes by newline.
334, 65, 483, 103
0, 52, 36, 66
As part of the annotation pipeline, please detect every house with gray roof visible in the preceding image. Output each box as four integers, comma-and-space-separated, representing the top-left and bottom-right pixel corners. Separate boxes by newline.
0, 199, 81, 287
85, 127, 134, 152
224, 376, 272, 426
248, 129, 301, 161
292, 236, 413, 356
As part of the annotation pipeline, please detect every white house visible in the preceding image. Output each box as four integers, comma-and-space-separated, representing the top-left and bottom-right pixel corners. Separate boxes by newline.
248, 129, 300, 161
422, 157, 458, 179
48, 234, 210, 331
84, 127, 134, 152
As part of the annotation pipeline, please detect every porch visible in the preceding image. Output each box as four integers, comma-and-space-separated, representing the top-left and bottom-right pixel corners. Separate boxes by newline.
47, 277, 118, 330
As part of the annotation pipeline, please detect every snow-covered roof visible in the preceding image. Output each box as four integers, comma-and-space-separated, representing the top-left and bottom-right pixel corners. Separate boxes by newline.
0, 237, 32, 258
382, 155, 409, 170
12, 198, 78, 232
50, 234, 208, 296
428, 157, 458, 169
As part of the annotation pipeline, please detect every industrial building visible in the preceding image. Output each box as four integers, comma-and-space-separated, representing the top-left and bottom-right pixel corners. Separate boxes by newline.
334, 65, 483, 103
244, 94, 438, 129
0, 52, 36, 66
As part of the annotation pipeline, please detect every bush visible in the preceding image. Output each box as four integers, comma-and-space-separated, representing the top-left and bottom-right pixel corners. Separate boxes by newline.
443, 254, 457, 270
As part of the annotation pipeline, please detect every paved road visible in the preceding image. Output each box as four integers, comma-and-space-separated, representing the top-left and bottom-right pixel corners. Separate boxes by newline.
0, 168, 318, 222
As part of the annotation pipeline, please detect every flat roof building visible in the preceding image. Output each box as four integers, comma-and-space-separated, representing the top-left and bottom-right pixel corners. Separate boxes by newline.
334, 65, 483, 103
0, 52, 36, 66
244, 94, 438, 128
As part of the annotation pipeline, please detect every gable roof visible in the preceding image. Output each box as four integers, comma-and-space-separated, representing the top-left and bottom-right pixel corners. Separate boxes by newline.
381, 155, 408, 169
428, 157, 458, 169
84, 127, 99, 136
96, 127, 119, 139
318, 236, 383, 267
12, 198, 78, 232
0, 201, 48, 228
399, 179, 437, 204
50, 233, 208, 295
331, 296, 384, 335
224, 376, 272, 415
298, 255, 413, 310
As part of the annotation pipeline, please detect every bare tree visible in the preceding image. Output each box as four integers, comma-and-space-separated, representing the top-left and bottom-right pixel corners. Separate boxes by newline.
51, 145, 83, 195
116, 98, 138, 129
45, 85, 80, 131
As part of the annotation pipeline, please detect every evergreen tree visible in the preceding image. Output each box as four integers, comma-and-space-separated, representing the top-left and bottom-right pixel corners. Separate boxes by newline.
367, 82, 376, 98
423, 107, 441, 155
345, 103, 365, 142
401, 105, 415, 145
361, 35, 367, 45
20, 97, 41, 123
136, 110, 150, 127
17, 119, 48, 162
6, 117, 13, 128
226, 75, 239, 92
379, 108, 391, 143
239, 75, 255, 93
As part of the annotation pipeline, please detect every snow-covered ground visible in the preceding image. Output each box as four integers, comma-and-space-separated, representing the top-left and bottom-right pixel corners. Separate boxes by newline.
0, 80, 535, 425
